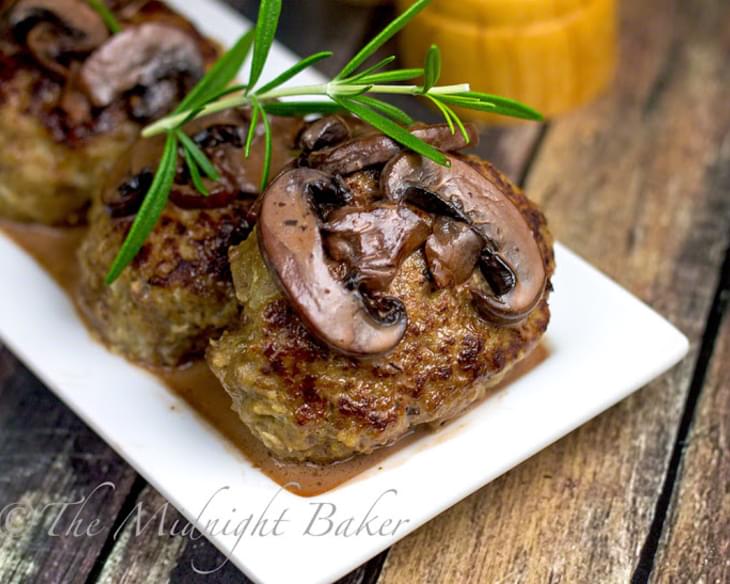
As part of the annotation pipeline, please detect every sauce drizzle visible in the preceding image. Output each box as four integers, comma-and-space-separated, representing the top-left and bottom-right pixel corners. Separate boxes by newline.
1, 220, 547, 496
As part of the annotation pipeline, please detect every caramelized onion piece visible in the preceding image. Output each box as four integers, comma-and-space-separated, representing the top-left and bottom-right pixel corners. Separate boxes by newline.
258, 169, 407, 357
323, 204, 431, 291
308, 123, 478, 175
382, 153, 546, 324
8, 0, 109, 75
425, 217, 483, 288
80, 23, 204, 117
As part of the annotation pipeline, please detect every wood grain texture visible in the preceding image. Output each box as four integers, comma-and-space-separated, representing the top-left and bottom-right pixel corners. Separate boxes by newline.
651, 274, 729, 584
376, 0, 730, 582
94, 485, 247, 584
0, 348, 138, 584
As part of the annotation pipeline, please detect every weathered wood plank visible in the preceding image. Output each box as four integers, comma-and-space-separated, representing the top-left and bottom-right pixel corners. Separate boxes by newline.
94, 485, 247, 584
0, 348, 138, 584
650, 265, 729, 584
376, 0, 730, 582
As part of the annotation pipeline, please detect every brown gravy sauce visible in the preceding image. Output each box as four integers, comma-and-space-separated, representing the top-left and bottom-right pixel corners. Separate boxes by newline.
1, 220, 548, 496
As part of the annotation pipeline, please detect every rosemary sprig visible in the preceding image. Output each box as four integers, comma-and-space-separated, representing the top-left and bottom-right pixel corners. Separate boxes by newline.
105, 133, 177, 283
85, 0, 123, 34
105, 0, 543, 283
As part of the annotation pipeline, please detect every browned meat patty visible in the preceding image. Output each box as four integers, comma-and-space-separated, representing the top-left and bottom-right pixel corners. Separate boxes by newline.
0, 0, 217, 225
207, 143, 555, 462
77, 112, 303, 367
78, 197, 250, 367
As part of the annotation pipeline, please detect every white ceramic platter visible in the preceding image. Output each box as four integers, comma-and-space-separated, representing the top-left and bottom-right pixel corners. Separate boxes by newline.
0, 1, 689, 583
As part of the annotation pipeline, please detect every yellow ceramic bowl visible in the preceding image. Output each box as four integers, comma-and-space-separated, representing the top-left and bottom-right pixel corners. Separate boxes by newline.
397, 0, 617, 122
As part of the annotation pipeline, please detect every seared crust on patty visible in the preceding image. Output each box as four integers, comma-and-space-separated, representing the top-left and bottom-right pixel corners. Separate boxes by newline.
0, 67, 139, 225
76, 110, 302, 368
78, 199, 250, 367
0, 0, 217, 225
207, 156, 554, 463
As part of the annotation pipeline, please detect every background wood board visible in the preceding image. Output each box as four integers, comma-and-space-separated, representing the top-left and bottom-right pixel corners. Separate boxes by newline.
375, 0, 730, 582
650, 262, 729, 584
0, 349, 138, 584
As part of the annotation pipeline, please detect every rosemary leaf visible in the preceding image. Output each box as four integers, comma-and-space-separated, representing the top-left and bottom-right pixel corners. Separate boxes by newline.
176, 131, 220, 181
201, 84, 248, 104
105, 133, 178, 284
256, 51, 333, 95
423, 45, 441, 93
258, 103, 273, 191
352, 95, 413, 126
176, 30, 255, 114
426, 95, 455, 135
439, 100, 471, 143
336, 0, 430, 80
346, 56, 396, 82
183, 146, 209, 196
85, 0, 122, 34
443, 92, 543, 121
355, 68, 424, 84
248, 0, 283, 91
244, 101, 260, 157
335, 96, 448, 166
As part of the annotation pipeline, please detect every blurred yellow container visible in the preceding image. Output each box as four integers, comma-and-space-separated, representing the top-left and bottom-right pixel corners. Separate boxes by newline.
397, 0, 617, 122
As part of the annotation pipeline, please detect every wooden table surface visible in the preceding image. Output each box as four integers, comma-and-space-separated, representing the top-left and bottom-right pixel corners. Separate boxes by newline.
1, 0, 728, 582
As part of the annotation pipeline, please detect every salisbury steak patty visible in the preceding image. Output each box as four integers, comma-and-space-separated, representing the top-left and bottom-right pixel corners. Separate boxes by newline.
77, 111, 303, 367
79, 200, 250, 367
0, 0, 217, 224
208, 152, 554, 463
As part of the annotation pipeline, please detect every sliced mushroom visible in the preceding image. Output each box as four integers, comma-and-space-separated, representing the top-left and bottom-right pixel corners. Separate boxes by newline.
258, 169, 407, 357
170, 110, 254, 207
382, 153, 546, 324
323, 204, 431, 291
80, 23, 204, 118
307, 123, 479, 175
425, 217, 484, 289
8, 0, 109, 75
102, 135, 164, 217
299, 115, 351, 151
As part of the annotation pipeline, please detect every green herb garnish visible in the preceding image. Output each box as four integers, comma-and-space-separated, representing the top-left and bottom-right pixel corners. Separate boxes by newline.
105, 0, 542, 283
85, 0, 123, 34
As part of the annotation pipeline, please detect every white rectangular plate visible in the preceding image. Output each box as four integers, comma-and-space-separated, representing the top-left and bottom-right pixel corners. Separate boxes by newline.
0, 1, 689, 583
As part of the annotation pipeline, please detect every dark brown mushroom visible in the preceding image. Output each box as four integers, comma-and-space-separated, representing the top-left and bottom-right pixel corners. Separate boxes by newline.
307, 123, 479, 175
101, 135, 163, 217
7, 0, 109, 75
425, 217, 484, 288
258, 168, 408, 357
382, 153, 546, 324
171, 110, 254, 207
80, 23, 204, 119
299, 115, 351, 151
323, 203, 431, 291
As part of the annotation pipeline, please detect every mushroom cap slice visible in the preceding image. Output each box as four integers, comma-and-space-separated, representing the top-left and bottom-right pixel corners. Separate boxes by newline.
8, 0, 109, 74
299, 115, 351, 151
307, 123, 479, 175
322, 203, 431, 291
382, 153, 547, 324
425, 216, 484, 289
258, 168, 408, 357
80, 22, 205, 110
